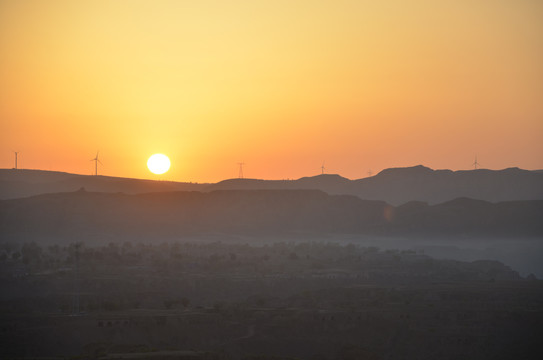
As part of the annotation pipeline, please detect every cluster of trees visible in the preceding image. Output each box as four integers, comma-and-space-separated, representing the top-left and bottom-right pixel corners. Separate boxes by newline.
1, 240, 541, 359
0, 239, 524, 315
1, 240, 521, 281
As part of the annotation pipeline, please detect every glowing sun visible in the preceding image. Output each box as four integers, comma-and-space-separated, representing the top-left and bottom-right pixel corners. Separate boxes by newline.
147, 154, 171, 175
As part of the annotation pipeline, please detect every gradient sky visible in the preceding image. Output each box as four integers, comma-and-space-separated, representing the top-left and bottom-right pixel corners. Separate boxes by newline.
1, 0, 542, 182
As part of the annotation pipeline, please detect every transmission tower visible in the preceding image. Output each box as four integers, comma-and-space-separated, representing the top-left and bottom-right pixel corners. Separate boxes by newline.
238, 162, 245, 179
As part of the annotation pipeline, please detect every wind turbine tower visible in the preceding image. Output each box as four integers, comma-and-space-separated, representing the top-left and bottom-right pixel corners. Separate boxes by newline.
238, 162, 245, 179
90, 152, 102, 176
13, 151, 19, 170
321, 162, 325, 175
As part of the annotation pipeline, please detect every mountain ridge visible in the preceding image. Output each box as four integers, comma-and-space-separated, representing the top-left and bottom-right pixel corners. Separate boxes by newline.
1, 165, 542, 205
1, 189, 542, 243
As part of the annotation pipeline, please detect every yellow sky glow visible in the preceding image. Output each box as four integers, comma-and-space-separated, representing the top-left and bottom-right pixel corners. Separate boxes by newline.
1, 0, 542, 181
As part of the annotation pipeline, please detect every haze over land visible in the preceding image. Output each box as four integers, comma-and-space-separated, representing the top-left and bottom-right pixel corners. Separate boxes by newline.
2, 166, 543, 277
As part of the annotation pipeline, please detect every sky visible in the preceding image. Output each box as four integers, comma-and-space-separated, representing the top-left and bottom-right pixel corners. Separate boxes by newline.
1, 0, 542, 182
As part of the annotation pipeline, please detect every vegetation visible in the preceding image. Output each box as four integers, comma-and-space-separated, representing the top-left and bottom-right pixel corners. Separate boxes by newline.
1, 240, 541, 359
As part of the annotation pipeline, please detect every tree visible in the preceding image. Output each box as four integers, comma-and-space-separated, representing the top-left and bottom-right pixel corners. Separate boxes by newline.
21, 242, 42, 264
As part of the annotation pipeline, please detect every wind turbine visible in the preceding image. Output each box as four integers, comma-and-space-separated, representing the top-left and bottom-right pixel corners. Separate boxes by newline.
321, 161, 325, 175
90, 151, 102, 176
472, 156, 480, 170
13, 151, 20, 170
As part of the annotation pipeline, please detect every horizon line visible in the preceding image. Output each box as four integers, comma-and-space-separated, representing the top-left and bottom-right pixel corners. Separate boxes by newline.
1, 165, 539, 184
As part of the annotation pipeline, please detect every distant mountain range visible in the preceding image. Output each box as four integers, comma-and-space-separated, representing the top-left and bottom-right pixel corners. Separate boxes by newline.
1, 189, 542, 243
208, 166, 543, 205
1, 165, 543, 205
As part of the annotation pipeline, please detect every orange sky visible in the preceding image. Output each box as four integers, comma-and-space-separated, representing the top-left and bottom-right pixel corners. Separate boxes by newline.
1, 0, 542, 182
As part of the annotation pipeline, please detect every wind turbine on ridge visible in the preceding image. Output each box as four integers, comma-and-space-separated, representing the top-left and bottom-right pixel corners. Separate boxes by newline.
472, 156, 480, 170
321, 161, 325, 175
90, 151, 103, 176
13, 151, 20, 170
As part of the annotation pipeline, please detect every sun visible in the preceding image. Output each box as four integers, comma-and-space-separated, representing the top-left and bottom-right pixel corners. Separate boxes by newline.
147, 154, 171, 175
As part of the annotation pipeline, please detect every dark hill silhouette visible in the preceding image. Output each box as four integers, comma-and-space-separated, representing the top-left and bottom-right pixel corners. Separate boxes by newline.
391, 197, 543, 237
203, 166, 543, 204
0, 169, 208, 199
1, 190, 541, 243
0, 190, 388, 240
1, 165, 542, 205
206, 178, 289, 191
206, 174, 351, 194
350, 165, 543, 204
